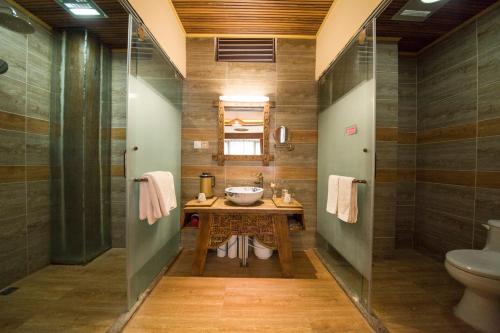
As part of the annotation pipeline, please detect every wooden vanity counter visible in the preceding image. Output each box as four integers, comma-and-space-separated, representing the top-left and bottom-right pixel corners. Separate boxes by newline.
184, 198, 304, 278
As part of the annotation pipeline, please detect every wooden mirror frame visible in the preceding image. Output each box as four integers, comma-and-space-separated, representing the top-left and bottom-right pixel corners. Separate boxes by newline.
213, 100, 274, 166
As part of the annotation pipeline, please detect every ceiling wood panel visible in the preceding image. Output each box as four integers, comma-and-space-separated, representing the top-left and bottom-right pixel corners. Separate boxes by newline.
13, 0, 128, 48
171, 0, 333, 35
377, 0, 499, 53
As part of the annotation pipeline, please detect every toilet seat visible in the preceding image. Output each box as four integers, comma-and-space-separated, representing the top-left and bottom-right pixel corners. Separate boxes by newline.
446, 250, 500, 280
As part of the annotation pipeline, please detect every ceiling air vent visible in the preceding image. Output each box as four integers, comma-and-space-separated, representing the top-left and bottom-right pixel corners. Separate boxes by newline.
216, 38, 275, 63
392, 0, 451, 22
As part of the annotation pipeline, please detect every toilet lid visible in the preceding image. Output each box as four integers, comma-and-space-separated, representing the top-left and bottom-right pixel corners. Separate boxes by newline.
446, 250, 500, 280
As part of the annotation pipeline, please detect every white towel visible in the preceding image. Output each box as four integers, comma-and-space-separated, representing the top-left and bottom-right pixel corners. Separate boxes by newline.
337, 176, 358, 224
139, 171, 177, 225
326, 175, 340, 214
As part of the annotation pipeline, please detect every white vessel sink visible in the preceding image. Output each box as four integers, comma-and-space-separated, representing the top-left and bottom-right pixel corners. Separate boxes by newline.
225, 187, 264, 205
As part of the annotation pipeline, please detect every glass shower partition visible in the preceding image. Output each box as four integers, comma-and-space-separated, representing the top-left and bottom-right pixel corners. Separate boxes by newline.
316, 20, 376, 309
125, 16, 183, 307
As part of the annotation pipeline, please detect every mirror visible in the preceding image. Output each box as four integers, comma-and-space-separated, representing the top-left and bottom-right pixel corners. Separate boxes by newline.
215, 96, 273, 165
224, 106, 264, 156
274, 126, 289, 144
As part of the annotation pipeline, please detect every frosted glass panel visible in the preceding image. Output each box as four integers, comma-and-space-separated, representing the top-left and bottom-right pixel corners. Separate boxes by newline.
316, 21, 375, 307
126, 16, 182, 307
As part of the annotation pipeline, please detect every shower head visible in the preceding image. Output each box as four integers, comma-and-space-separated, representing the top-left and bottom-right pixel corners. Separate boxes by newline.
0, 5, 35, 34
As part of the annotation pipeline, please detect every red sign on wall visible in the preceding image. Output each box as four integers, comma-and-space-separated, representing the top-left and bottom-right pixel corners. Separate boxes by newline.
345, 125, 357, 136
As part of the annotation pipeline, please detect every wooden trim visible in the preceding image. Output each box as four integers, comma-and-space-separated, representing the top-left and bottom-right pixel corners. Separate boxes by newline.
216, 101, 225, 166
225, 133, 262, 140
262, 102, 270, 166
187, 33, 317, 40
214, 100, 272, 166
212, 100, 276, 108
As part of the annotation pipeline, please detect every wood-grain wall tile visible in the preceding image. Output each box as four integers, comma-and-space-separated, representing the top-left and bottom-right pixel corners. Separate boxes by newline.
0, 111, 25, 132
0, 76, 27, 115
0, 182, 26, 218
26, 117, 49, 135
0, 215, 27, 288
416, 182, 475, 218
477, 136, 500, 171
417, 139, 476, 170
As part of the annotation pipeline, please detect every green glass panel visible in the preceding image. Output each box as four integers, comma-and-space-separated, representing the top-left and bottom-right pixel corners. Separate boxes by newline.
316, 21, 375, 307
125, 16, 183, 308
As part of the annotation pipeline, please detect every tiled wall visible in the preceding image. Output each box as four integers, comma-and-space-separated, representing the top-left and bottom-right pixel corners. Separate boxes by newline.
110, 50, 127, 248
413, 6, 500, 259
396, 55, 417, 248
0, 22, 53, 288
374, 41, 399, 257
182, 38, 318, 248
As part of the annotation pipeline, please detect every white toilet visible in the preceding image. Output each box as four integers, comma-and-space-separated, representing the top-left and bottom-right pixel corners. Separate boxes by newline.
445, 220, 500, 333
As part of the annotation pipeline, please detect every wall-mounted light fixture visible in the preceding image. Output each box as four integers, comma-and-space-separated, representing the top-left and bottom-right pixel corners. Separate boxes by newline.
219, 95, 269, 103
55, 0, 107, 18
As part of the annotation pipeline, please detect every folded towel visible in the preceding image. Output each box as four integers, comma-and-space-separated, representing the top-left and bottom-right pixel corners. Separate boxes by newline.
139, 171, 177, 225
326, 175, 340, 214
337, 176, 358, 223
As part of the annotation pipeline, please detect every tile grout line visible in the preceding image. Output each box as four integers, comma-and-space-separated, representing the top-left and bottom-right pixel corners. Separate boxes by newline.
24, 31, 29, 275
471, 19, 479, 249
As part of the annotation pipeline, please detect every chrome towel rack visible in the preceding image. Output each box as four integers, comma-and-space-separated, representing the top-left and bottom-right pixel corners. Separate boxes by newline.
134, 177, 148, 182
353, 179, 367, 184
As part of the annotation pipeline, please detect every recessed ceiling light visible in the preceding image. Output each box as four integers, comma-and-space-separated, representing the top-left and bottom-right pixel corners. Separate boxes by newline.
55, 0, 107, 18
421, 0, 441, 3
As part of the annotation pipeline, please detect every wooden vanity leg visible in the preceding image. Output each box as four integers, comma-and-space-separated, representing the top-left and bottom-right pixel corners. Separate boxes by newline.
274, 215, 293, 278
192, 213, 211, 275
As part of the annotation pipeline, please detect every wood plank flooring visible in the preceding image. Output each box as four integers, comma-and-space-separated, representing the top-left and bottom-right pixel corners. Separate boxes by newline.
124, 249, 373, 333
371, 249, 480, 333
0, 248, 126, 333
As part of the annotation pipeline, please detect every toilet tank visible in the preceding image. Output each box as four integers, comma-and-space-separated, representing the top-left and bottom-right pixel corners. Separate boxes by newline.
485, 220, 500, 252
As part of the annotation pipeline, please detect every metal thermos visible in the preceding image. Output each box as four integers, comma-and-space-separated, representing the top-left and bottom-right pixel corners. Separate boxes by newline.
199, 172, 215, 198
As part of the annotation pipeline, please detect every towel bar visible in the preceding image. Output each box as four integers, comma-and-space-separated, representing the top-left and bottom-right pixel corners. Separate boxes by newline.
353, 179, 367, 184
134, 178, 148, 182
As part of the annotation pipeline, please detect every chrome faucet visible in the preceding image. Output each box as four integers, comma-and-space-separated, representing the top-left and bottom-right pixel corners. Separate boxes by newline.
254, 172, 264, 188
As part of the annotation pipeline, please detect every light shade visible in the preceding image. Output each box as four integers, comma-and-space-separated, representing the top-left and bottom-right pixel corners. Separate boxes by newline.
420, 0, 442, 3
219, 95, 269, 103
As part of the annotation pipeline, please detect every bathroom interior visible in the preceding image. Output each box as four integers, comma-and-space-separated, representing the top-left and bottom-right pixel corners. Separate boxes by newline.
0, 0, 499, 332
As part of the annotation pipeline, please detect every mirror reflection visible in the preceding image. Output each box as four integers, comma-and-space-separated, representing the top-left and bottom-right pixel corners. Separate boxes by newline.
224, 106, 264, 156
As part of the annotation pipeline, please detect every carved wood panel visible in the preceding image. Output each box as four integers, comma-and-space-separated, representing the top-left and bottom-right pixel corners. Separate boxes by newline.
208, 214, 277, 249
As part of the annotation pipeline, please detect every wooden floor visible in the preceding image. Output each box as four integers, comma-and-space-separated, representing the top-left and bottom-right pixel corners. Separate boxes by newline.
0, 248, 127, 333
167, 249, 322, 279
371, 249, 480, 333
124, 249, 373, 333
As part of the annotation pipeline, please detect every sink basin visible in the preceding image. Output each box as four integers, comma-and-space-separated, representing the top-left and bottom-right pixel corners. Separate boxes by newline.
225, 187, 264, 205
